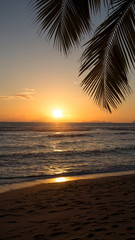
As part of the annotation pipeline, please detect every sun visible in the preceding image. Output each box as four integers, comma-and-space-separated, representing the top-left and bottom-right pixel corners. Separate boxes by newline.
53, 109, 63, 118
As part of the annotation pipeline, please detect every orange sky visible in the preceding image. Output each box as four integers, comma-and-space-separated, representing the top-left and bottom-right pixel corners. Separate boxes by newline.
0, 0, 135, 123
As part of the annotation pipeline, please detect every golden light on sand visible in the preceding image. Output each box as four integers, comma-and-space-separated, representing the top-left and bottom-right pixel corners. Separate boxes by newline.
55, 177, 67, 183
53, 109, 63, 118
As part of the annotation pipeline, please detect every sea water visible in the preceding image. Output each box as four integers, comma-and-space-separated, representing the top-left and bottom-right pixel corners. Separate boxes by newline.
0, 122, 135, 187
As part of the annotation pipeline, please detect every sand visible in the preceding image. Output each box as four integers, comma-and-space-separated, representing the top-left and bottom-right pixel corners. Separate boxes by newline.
0, 174, 135, 240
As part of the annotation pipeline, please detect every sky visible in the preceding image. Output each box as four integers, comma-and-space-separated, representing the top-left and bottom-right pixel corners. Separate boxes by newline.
0, 0, 135, 123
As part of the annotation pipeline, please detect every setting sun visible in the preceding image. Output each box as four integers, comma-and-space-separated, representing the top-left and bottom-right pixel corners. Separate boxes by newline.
53, 109, 63, 118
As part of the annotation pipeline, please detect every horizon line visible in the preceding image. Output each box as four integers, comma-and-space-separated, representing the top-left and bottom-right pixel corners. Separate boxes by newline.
0, 121, 134, 124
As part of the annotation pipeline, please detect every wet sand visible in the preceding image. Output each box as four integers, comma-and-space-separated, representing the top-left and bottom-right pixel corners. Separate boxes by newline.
0, 174, 135, 240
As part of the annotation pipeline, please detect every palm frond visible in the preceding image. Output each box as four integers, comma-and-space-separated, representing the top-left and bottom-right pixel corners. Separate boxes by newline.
31, 0, 92, 54
80, 0, 135, 113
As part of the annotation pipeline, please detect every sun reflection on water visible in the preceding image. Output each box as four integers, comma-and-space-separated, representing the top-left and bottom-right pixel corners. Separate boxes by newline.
55, 177, 67, 183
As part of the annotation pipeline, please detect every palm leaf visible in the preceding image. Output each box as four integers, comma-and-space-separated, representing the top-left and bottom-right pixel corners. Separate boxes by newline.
30, 0, 110, 54
31, 0, 91, 54
80, 0, 135, 113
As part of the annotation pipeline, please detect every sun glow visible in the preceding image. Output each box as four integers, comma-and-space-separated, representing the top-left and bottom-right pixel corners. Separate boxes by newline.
55, 177, 67, 183
53, 109, 63, 118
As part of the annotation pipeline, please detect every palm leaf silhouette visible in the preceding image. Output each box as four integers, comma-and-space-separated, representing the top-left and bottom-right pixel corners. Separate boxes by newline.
80, 0, 135, 112
31, 0, 91, 54
31, 0, 109, 54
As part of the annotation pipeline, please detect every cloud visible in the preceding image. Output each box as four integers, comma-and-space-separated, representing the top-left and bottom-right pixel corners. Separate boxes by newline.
0, 89, 36, 100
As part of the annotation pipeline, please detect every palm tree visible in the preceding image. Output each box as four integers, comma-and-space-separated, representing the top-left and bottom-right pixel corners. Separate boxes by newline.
30, 0, 135, 113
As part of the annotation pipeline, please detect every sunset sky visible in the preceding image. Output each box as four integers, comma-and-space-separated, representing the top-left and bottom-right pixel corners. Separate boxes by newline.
0, 0, 135, 123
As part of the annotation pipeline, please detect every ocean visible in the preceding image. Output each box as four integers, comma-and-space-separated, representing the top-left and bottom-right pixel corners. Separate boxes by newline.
0, 122, 135, 188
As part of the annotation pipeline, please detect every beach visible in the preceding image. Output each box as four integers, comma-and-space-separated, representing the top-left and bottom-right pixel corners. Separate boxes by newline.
0, 174, 135, 240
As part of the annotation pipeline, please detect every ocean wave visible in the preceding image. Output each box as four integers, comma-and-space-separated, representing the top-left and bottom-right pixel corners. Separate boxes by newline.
47, 133, 92, 138
0, 145, 135, 160
113, 131, 134, 135
105, 127, 135, 131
